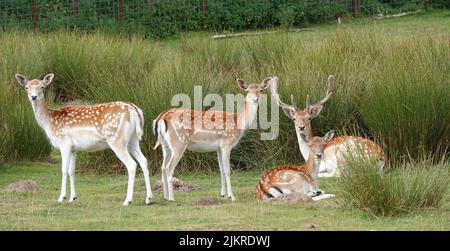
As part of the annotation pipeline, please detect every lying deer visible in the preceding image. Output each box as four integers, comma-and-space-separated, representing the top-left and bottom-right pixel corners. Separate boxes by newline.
270, 76, 386, 177
15, 73, 153, 206
153, 77, 273, 201
256, 131, 336, 200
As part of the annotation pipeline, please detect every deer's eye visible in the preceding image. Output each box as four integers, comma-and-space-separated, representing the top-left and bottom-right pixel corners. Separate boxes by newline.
308, 117, 312, 121
25, 87, 29, 90
41, 86, 44, 89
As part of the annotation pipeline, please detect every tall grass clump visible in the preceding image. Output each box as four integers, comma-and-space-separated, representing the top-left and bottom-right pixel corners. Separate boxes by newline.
339, 154, 449, 216
356, 34, 450, 164
0, 32, 52, 163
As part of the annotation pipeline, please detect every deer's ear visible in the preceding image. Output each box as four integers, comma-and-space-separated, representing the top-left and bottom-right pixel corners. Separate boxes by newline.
15, 74, 28, 86
260, 77, 272, 90
323, 130, 335, 143
237, 79, 248, 90
308, 105, 323, 118
282, 107, 296, 120
42, 73, 54, 86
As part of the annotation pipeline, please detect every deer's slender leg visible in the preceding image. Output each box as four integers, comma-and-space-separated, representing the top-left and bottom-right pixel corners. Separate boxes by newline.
58, 146, 71, 203
160, 141, 172, 200
219, 147, 235, 200
268, 187, 283, 198
128, 138, 153, 205
318, 171, 336, 178
164, 145, 186, 201
306, 181, 323, 197
311, 194, 336, 201
217, 150, 226, 197
110, 142, 137, 206
68, 151, 77, 202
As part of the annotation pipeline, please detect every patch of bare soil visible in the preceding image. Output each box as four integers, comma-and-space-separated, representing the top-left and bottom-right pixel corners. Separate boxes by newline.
268, 193, 313, 203
152, 177, 200, 192
4, 180, 40, 192
191, 198, 224, 206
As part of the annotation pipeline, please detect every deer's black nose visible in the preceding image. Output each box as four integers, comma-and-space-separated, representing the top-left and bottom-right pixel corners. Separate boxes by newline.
299, 125, 306, 130
31, 96, 38, 101
316, 153, 323, 159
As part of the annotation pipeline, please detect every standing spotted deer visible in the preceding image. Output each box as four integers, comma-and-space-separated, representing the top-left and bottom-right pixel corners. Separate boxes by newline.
153, 77, 273, 201
270, 75, 387, 177
15, 73, 153, 206
255, 131, 336, 200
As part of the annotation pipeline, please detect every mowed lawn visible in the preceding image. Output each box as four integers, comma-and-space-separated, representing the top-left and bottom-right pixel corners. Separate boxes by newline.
0, 162, 448, 230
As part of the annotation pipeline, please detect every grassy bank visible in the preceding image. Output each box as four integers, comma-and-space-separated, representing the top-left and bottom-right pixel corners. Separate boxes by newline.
0, 163, 448, 230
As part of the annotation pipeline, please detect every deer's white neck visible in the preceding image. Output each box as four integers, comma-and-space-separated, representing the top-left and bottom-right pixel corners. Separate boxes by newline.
304, 152, 321, 179
31, 100, 52, 133
312, 157, 321, 179
296, 127, 313, 161
238, 100, 259, 130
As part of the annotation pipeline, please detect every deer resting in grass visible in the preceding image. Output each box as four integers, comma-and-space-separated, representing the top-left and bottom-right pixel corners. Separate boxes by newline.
270, 75, 386, 177
153, 77, 273, 201
255, 131, 336, 201
15, 73, 153, 206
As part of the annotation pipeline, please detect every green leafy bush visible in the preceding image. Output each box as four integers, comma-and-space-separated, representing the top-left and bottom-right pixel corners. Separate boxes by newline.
3, 1, 443, 38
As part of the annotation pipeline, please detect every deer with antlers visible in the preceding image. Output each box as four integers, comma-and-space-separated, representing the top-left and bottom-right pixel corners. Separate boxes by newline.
15, 73, 153, 206
153, 77, 273, 201
270, 75, 386, 177
255, 131, 336, 200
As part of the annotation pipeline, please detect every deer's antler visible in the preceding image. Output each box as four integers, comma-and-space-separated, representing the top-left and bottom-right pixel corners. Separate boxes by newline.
269, 77, 297, 111
307, 75, 335, 112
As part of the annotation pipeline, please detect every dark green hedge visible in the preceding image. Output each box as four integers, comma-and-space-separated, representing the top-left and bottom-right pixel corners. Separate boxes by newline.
0, 0, 444, 38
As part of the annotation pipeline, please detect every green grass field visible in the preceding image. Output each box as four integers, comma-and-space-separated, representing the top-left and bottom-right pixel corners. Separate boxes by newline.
0, 162, 448, 230
0, 10, 449, 230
